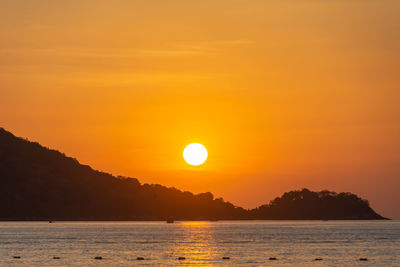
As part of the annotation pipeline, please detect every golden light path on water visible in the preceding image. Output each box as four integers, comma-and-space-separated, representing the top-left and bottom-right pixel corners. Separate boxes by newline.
172, 222, 216, 266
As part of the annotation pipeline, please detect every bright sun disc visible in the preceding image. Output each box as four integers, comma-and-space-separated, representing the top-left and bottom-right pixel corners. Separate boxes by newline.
183, 143, 208, 166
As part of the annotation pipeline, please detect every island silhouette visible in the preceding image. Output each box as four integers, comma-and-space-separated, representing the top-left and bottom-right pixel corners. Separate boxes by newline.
0, 128, 387, 220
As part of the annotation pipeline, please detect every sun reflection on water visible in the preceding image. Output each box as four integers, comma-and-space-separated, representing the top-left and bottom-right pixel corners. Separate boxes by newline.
172, 222, 219, 266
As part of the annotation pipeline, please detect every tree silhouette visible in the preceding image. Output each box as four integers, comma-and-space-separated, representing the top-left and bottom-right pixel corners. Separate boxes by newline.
0, 128, 387, 220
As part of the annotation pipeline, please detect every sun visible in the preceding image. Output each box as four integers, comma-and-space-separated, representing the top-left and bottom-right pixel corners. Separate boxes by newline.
183, 143, 208, 166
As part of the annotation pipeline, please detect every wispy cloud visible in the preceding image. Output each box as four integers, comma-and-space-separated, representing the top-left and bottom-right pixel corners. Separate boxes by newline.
0, 47, 207, 60
202, 39, 254, 46
0, 39, 253, 63
173, 39, 253, 53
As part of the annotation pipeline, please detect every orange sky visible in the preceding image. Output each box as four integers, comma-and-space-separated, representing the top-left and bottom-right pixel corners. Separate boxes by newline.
1, 0, 399, 218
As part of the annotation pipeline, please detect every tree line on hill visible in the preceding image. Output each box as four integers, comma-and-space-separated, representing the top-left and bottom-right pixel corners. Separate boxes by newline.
0, 128, 387, 220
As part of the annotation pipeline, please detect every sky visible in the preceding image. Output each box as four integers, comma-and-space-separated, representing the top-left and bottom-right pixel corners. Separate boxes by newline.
1, 0, 399, 218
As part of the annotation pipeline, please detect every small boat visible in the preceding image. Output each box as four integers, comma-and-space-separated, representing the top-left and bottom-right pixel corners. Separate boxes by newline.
166, 217, 174, 223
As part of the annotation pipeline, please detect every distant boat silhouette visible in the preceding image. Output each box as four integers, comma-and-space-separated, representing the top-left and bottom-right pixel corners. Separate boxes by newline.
166, 217, 174, 223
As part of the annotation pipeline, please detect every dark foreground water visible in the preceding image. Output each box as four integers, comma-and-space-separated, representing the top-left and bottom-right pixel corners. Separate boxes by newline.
0, 221, 399, 266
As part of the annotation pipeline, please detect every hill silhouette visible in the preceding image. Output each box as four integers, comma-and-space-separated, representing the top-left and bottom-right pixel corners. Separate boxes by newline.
0, 128, 387, 220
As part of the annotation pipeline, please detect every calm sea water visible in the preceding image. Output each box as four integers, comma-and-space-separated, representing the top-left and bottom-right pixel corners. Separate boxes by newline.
0, 221, 399, 266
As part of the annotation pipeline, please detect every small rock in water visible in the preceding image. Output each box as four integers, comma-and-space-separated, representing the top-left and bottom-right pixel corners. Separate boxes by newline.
13, 256, 21, 259
359, 258, 368, 261
178, 257, 186, 260
94, 256, 103, 260
137, 257, 145, 260
269, 257, 278, 260
53, 256, 60, 259
222, 257, 230, 260
314, 258, 323, 261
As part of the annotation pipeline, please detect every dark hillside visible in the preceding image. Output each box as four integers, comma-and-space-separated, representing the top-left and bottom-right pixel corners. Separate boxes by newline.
0, 128, 387, 220
252, 189, 386, 220
0, 128, 246, 220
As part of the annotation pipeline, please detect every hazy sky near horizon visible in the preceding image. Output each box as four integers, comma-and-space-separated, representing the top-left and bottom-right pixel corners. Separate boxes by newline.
1, 0, 400, 218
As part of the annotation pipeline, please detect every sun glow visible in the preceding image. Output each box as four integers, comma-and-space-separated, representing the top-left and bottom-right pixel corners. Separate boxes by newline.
183, 143, 208, 166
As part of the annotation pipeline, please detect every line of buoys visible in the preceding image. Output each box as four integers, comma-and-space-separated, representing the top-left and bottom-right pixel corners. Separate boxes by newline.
8, 255, 371, 262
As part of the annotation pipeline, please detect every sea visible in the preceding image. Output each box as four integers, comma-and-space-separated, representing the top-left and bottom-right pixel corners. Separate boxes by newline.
0, 221, 399, 266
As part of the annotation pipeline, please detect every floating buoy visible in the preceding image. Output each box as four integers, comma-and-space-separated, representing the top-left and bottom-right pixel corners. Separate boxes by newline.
94, 256, 103, 260
269, 257, 277, 260
314, 258, 323, 261
359, 258, 368, 261
13, 256, 21, 259
53, 256, 60, 259
222, 257, 230, 260
137, 257, 144, 260
178, 257, 186, 260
